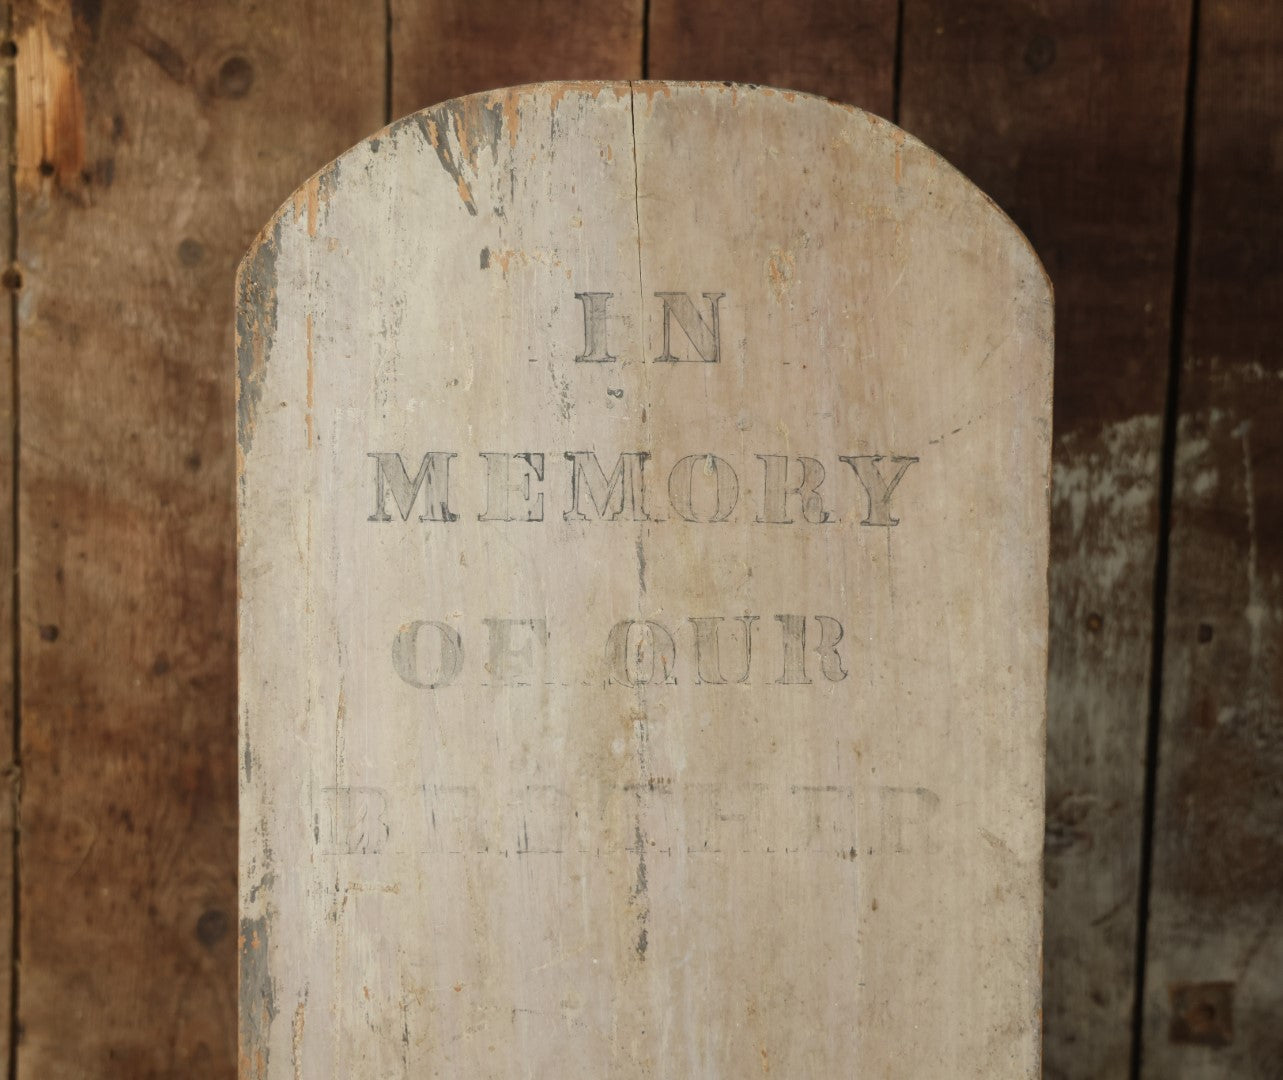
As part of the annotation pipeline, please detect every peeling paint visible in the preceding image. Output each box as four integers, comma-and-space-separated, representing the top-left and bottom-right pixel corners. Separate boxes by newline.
305, 312, 315, 448
1051, 414, 1161, 591
292, 993, 307, 1080
478, 246, 572, 280
765, 235, 812, 305
414, 96, 507, 217
236, 221, 280, 457
633, 80, 674, 116
546, 80, 630, 112
292, 176, 320, 238
766, 247, 796, 303
239, 915, 276, 1080
501, 90, 523, 149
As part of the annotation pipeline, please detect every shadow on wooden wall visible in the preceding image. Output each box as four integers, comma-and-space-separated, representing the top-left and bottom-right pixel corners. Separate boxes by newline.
1, 0, 1277, 1077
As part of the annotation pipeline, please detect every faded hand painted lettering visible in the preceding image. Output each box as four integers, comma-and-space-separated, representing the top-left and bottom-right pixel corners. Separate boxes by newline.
238, 82, 1051, 1078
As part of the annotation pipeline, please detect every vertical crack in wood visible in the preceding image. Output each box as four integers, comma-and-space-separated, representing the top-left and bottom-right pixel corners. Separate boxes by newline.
626, 82, 653, 965
628, 85, 644, 346
627, 83, 648, 616
1131, 1, 1203, 1076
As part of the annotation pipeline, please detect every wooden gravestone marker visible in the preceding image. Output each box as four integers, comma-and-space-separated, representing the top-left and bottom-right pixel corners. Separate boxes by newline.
237, 82, 1052, 1078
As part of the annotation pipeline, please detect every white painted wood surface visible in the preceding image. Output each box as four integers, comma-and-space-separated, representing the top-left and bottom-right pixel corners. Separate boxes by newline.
237, 81, 1052, 1079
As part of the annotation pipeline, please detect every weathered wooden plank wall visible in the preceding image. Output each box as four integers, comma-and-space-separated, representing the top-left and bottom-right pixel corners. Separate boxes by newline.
1142, 4, 1283, 1078
11, 2, 382, 1075
648, 1, 898, 117
0, 2, 14, 1072
0, 0, 1276, 1077
390, 0, 645, 111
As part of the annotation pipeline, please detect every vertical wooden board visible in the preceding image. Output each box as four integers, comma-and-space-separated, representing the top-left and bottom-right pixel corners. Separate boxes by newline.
897, 5, 1192, 1075
239, 81, 1052, 1078
1143, 4, 1283, 1076
647, 1, 898, 117
13, 2, 382, 1076
389, 0, 643, 118
0, 2, 15, 1071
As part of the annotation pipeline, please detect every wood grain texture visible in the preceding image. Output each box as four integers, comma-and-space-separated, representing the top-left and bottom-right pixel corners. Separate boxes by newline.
897, 4, 1192, 1077
1142, 4, 1283, 1076
647, 1, 898, 117
239, 80, 1051, 1078
390, 0, 644, 119
12, 1, 382, 1075
0, 1, 15, 1071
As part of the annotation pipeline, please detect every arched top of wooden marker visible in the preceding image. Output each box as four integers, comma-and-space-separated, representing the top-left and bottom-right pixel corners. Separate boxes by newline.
237, 79, 1051, 285
237, 80, 1050, 460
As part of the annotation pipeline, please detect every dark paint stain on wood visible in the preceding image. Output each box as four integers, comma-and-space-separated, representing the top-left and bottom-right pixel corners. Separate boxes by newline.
1168, 981, 1234, 1047
128, 24, 189, 85
69, 0, 103, 42
632, 818, 649, 960
239, 915, 276, 1079
236, 221, 280, 457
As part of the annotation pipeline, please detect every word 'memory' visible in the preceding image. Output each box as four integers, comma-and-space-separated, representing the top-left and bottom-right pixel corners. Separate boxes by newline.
368, 451, 919, 527
392, 614, 850, 690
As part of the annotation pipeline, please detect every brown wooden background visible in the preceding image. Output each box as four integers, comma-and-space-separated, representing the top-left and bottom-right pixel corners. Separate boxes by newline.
0, 1, 1278, 1077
